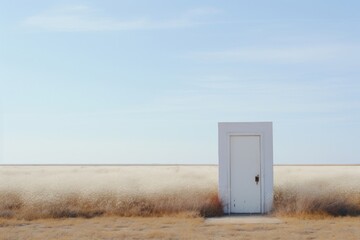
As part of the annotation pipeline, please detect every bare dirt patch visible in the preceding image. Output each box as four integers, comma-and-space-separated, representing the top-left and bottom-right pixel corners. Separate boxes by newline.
0, 216, 359, 240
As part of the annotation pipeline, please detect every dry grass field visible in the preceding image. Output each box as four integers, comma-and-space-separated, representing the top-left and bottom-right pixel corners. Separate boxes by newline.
0, 165, 359, 239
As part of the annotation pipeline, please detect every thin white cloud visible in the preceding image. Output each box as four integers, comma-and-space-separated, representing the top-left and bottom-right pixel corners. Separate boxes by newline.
124, 74, 359, 121
185, 7, 223, 16
187, 45, 360, 63
22, 5, 221, 32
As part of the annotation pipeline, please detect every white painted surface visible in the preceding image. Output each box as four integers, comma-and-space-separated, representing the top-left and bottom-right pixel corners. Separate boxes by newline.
230, 136, 261, 213
219, 122, 273, 214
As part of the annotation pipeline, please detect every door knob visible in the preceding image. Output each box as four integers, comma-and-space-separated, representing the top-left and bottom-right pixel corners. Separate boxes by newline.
255, 174, 259, 184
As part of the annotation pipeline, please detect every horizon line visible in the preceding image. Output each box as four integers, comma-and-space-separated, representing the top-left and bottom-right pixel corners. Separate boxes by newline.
0, 164, 359, 166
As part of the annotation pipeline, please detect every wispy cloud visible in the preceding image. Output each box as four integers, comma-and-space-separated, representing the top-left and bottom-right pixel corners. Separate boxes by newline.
187, 45, 360, 63
22, 5, 221, 32
118, 78, 360, 118
185, 7, 223, 16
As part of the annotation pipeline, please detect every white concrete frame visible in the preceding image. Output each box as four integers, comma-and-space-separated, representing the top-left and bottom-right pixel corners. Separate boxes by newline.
218, 122, 273, 214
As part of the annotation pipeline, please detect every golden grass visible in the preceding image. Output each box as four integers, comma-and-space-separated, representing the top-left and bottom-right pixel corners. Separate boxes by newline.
0, 190, 223, 220
0, 166, 359, 220
273, 185, 360, 218
1, 185, 359, 220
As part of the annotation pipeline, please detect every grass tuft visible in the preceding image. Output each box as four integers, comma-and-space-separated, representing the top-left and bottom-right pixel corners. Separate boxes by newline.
0, 190, 223, 220
1, 186, 360, 220
273, 186, 360, 217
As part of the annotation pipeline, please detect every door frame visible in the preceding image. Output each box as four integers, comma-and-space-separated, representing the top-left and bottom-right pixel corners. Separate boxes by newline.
227, 133, 264, 214
218, 122, 273, 215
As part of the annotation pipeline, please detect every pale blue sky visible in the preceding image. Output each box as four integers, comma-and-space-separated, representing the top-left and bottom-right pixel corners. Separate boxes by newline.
1, 0, 360, 164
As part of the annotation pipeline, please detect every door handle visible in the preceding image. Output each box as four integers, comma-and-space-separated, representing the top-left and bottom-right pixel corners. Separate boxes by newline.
255, 174, 259, 184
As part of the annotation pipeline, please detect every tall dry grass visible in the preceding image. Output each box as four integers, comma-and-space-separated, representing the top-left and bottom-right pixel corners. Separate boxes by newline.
0, 166, 222, 220
1, 166, 360, 219
1, 186, 359, 220
0, 190, 223, 220
273, 185, 360, 217
273, 166, 360, 217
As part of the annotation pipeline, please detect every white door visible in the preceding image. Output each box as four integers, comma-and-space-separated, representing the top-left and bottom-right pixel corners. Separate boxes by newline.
230, 135, 261, 213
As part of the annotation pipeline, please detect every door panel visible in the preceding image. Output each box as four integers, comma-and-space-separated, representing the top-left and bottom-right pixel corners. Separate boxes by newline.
230, 135, 261, 213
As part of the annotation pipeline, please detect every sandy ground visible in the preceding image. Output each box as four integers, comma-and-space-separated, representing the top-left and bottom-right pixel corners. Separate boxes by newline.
1, 216, 360, 240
